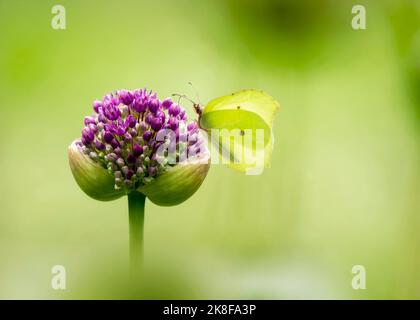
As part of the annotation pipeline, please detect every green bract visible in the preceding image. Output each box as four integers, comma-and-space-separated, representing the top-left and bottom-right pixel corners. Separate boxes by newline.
69, 141, 210, 205
138, 156, 210, 206
68, 141, 125, 201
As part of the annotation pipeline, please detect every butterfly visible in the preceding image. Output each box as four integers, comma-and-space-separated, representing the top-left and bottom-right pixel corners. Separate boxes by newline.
192, 89, 279, 175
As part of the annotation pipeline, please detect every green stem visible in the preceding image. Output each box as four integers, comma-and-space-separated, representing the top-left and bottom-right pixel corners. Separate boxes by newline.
128, 191, 146, 273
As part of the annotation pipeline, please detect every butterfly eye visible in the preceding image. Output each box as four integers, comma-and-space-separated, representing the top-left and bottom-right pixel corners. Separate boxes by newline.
194, 103, 203, 115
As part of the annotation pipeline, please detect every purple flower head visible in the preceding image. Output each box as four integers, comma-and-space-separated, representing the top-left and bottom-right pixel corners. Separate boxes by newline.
187, 122, 198, 132
94, 140, 105, 150
148, 99, 160, 114
76, 89, 208, 192
132, 98, 146, 113
124, 132, 132, 142
98, 113, 107, 123
110, 139, 120, 149
168, 117, 178, 130
151, 117, 163, 131
103, 102, 120, 121
127, 153, 136, 164
179, 110, 187, 121
139, 121, 148, 131
82, 127, 94, 143
93, 100, 102, 113
162, 98, 173, 109
114, 147, 122, 157
148, 166, 157, 177
114, 125, 126, 136
103, 131, 114, 143
84, 116, 96, 126
125, 115, 136, 128
143, 130, 152, 141
156, 110, 166, 122
168, 103, 181, 117
129, 128, 137, 137
133, 143, 143, 156
118, 90, 134, 106
126, 170, 134, 180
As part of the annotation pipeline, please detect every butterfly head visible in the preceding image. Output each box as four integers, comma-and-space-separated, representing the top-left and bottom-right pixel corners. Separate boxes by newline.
193, 102, 204, 116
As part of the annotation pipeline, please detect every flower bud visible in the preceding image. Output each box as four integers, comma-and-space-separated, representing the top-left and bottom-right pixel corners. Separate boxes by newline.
116, 158, 125, 167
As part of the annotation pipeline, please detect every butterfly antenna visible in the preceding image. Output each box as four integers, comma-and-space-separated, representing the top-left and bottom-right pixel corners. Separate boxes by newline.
188, 82, 202, 105
173, 86, 204, 117
171, 93, 195, 105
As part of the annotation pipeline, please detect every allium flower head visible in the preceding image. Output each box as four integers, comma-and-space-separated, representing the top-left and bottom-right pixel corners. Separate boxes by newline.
73, 89, 208, 195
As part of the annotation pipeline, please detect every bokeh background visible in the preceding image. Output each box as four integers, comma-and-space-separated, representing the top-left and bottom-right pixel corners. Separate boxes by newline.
0, 0, 419, 299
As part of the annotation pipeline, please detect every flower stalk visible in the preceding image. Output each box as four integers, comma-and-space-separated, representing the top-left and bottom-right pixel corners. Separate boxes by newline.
128, 191, 146, 273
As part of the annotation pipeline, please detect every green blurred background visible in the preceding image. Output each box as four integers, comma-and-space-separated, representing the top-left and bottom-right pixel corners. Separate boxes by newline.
0, 0, 419, 299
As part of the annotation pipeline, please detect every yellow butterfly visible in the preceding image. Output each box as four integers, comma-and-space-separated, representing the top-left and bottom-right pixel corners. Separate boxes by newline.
197, 89, 279, 174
